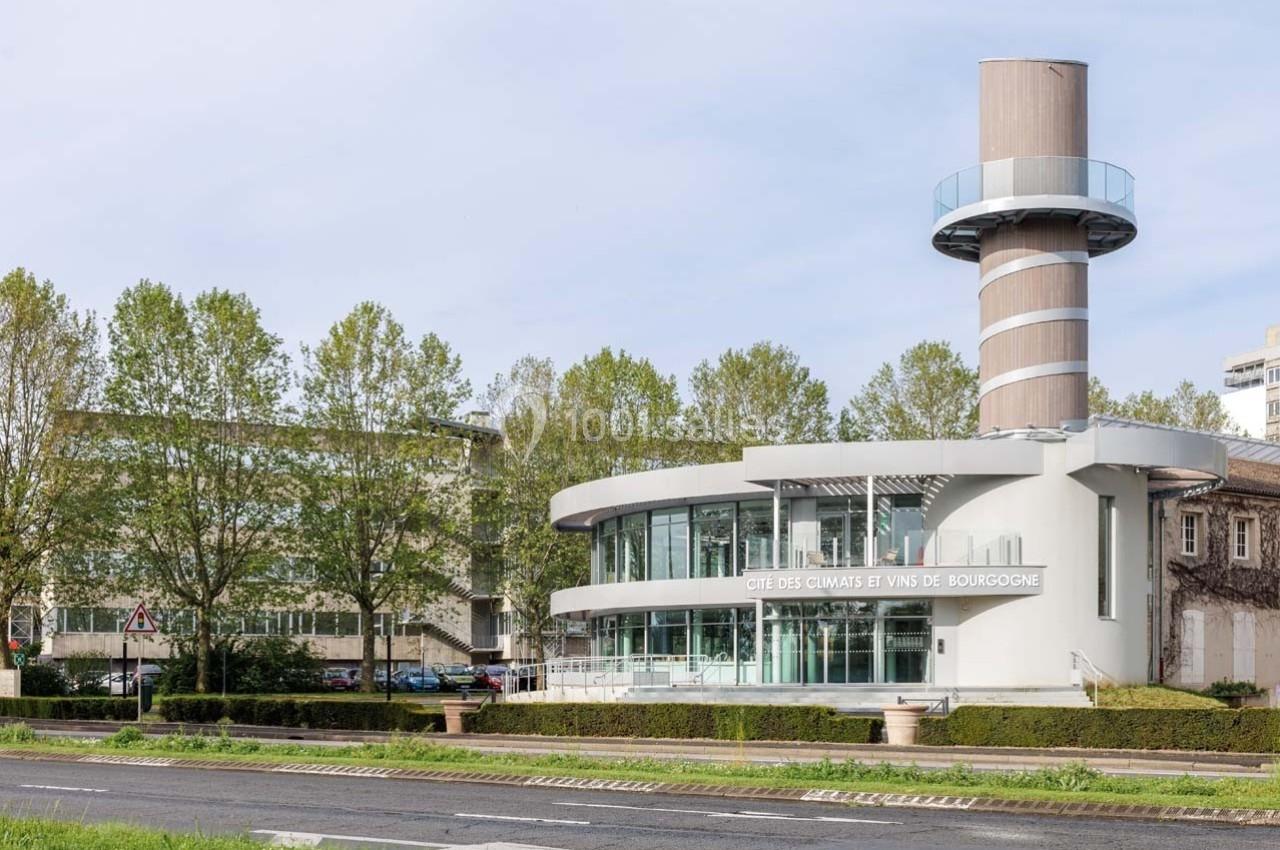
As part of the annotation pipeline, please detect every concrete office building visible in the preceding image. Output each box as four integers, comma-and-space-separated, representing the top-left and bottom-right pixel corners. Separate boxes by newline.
541, 60, 1227, 708
1220, 324, 1280, 440
13, 415, 518, 675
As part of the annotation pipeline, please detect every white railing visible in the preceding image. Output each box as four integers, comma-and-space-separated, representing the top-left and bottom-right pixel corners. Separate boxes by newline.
785, 530, 1022, 569
1069, 649, 1116, 706
504, 654, 730, 698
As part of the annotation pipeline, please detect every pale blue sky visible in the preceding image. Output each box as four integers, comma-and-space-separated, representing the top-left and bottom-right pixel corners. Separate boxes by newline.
3, 2, 1278, 410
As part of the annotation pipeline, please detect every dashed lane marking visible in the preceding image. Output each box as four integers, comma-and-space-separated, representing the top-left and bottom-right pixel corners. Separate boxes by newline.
553, 801, 900, 825
19, 784, 109, 793
453, 813, 591, 826
252, 830, 447, 847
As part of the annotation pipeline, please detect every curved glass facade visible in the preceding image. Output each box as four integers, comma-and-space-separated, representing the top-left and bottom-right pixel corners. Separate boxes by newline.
589, 600, 932, 685
589, 495, 927, 584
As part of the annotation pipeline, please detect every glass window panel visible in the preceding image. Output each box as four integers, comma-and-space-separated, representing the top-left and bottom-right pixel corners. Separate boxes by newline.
621, 514, 646, 582
599, 518, 618, 583
693, 503, 734, 578
737, 500, 789, 571
336, 612, 360, 636
649, 508, 689, 581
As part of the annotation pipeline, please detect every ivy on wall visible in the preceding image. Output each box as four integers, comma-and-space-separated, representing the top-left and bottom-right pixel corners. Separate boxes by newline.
1163, 491, 1280, 674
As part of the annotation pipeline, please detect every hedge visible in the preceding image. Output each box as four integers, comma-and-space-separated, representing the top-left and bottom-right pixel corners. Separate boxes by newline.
917, 705, 1280, 752
159, 697, 444, 732
0, 697, 140, 722
463, 702, 882, 743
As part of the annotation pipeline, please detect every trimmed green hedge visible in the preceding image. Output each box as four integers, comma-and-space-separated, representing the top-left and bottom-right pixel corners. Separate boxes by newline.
0, 697, 140, 721
463, 702, 882, 743
917, 706, 1280, 752
159, 697, 444, 732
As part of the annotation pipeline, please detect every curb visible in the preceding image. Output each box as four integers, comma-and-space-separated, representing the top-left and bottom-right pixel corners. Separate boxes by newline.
0, 748, 1276, 827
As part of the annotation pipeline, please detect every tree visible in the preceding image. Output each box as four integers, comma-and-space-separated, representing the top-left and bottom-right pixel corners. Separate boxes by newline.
687, 341, 832, 455
292, 303, 471, 692
838, 340, 978, 441
0, 269, 103, 669
481, 358, 587, 666
1089, 377, 1238, 433
558, 347, 682, 478
103, 282, 291, 692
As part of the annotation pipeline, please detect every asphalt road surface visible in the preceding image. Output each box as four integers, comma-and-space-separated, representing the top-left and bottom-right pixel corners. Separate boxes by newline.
0, 757, 1271, 849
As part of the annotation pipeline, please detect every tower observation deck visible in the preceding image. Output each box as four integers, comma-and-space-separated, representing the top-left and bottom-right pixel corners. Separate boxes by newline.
931, 59, 1137, 433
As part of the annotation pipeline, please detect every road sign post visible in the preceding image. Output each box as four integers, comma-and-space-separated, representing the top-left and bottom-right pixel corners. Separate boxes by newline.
123, 603, 159, 721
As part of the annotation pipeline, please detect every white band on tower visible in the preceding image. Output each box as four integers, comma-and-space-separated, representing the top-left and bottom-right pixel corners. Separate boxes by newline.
978, 307, 1089, 346
978, 360, 1088, 399
978, 250, 1090, 295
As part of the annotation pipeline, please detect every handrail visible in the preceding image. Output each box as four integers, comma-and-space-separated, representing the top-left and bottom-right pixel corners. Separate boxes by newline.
1069, 649, 1116, 706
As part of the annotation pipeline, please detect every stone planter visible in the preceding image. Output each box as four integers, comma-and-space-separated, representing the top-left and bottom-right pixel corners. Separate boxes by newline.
442, 700, 481, 734
0, 669, 19, 698
881, 703, 927, 746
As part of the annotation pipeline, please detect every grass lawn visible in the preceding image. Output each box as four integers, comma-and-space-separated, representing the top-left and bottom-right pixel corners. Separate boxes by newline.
1094, 685, 1226, 709
3, 723, 1280, 813
0, 815, 259, 849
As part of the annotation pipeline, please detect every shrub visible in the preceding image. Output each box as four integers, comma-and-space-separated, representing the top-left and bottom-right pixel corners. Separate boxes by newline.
917, 705, 1280, 752
158, 696, 444, 732
18, 663, 68, 697
64, 652, 111, 696
1203, 680, 1264, 699
104, 726, 145, 748
463, 702, 882, 744
158, 635, 326, 695
0, 696, 139, 721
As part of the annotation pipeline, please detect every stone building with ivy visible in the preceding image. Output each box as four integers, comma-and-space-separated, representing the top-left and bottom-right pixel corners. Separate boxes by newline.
1152, 429, 1280, 704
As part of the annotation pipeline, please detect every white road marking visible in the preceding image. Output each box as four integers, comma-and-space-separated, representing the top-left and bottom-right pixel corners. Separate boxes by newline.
251, 830, 448, 847
553, 801, 900, 825
19, 784, 109, 793
731, 809, 902, 825
454, 813, 590, 826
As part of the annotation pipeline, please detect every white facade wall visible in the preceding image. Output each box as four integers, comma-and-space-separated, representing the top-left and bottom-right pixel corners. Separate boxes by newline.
1220, 386, 1266, 439
925, 443, 1150, 688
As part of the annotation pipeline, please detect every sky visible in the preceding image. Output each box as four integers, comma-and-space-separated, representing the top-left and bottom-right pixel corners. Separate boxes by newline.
2, 2, 1279, 412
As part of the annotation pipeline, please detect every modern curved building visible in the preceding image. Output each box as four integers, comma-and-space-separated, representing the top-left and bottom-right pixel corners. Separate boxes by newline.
542, 60, 1226, 706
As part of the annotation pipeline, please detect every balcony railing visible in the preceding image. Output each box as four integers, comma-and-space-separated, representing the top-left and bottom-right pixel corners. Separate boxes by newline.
933, 156, 1135, 222
769, 530, 1023, 569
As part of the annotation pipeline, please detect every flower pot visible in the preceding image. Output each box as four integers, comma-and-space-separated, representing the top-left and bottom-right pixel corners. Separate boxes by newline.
442, 700, 481, 734
881, 703, 928, 746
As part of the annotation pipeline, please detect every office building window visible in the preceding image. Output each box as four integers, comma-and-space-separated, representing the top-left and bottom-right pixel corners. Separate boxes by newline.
1181, 513, 1198, 556
1268, 366, 1280, 385
692, 503, 735, 578
598, 518, 618, 583
1269, 400, 1280, 418
621, 513, 646, 582
649, 508, 690, 581
1097, 496, 1115, 619
1234, 517, 1252, 560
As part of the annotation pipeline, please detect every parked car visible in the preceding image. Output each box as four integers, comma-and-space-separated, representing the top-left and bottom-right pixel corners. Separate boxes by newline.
431, 663, 476, 692
99, 664, 164, 696
392, 669, 441, 693
322, 668, 355, 691
472, 665, 509, 691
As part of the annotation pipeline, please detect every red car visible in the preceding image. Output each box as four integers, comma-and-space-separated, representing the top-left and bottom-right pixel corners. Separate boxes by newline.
323, 668, 355, 691
471, 665, 509, 691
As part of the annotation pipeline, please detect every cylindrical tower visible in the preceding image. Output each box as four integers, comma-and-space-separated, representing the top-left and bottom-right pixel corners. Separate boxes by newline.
931, 59, 1137, 433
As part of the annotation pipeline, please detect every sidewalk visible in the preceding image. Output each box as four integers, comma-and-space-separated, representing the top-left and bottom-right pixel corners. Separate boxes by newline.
9, 716, 1277, 781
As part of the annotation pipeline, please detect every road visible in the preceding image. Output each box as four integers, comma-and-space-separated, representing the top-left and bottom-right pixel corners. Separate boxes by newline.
0, 757, 1270, 849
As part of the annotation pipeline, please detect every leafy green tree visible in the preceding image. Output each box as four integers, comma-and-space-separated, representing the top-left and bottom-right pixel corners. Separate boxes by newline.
558, 347, 682, 477
687, 341, 832, 455
103, 282, 291, 692
1089, 377, 1237, 433
292, 303, 471, 691
481, 358, 587, 666
838, 340, 978, 441
0, 269, 104, 669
